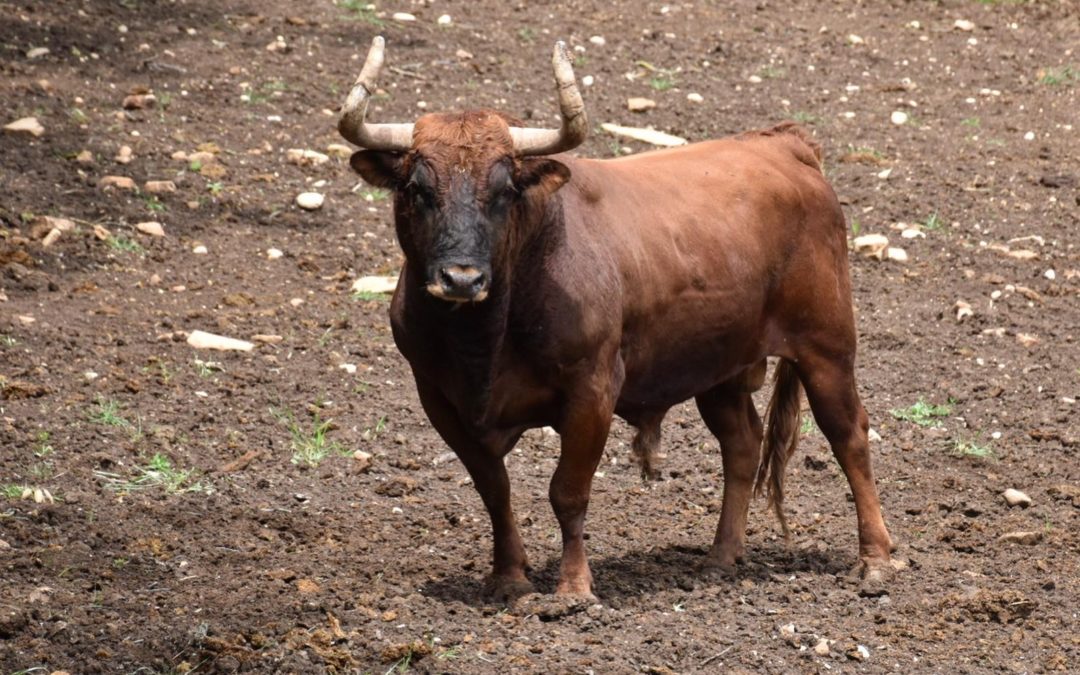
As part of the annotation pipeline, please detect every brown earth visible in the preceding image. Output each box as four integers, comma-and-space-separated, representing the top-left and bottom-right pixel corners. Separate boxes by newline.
1, 0, 1078, 672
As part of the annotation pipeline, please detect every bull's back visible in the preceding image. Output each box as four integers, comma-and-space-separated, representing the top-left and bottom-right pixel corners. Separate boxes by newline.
557, 127, 847, 408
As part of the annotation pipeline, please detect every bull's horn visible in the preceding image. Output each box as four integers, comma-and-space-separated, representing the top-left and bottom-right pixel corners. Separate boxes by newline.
338, 36, 415, 151
509, 41, 588, 156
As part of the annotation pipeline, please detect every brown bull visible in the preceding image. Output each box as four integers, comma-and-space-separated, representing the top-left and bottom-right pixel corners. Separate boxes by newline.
340, 36, 894, 600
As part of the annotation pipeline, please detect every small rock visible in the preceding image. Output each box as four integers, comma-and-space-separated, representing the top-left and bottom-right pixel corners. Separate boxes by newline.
30, 216, 75, 238
455, 49, 473, 60
252, 334, 283, 344
135, 221, 165, 237
187, 330, 255, 352
437, 14, 452, 26
853, 233, 889, 259
582, 75, 595, 87
144, 180, 177, 194
122, 93, 157, 110
847, 34, 865, 45
1003, 489, 1031, 508
92, 225, 111, 240
98, 175, 136, 191
813, 639, 830, 656
998, 530, 1042, 545
686, 93, 704, 103
1023, 131, 1035, 141
4, 117, 45, 138
326, 143, 353, 159
901, 227, 924, 239
953, 19, 975, 32
192, 245, 208, 255
849, 645, 870, 662
354, 450, 373, 472
1016, 333, 1040, 348
75, 150, 94, 164
114, 145, 133, 164
296, 192, 324, 210
747, 75, 763, 84
339, 363, 357, 374
41, 229, 62, 247
627, 97, 656, 112
890, 110, 909, 126
589, 35, 606, 46
26, 47, 50, 59
1005, 249, 1038, 261
266, 248, 284, 259
779, 623, 796, 639
886, 247, 908, 262
351, 276, 397, 294
285, 148, 330, 167
954, 300, 973, 322
392, 12, 416, 22
868, 428, 882, 442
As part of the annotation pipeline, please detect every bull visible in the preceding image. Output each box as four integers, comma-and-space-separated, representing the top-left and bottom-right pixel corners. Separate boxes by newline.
339, 36, 894, 601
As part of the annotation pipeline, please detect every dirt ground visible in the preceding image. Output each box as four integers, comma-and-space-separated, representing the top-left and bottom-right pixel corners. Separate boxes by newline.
1, 0, 1078, 672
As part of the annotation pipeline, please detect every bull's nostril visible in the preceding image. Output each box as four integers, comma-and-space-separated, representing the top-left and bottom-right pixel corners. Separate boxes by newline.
438, 266, 486, 298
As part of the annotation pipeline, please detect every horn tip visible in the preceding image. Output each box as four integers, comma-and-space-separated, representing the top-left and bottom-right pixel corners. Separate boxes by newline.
372, 35, 385, 47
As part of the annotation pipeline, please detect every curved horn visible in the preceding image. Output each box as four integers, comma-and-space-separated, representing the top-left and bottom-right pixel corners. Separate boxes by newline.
509, 41, 588, 156
338, 36, 414, 151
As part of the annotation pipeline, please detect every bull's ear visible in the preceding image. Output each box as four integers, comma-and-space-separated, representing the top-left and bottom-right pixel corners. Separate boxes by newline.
350, 151, 406, 189
517, 158, 571, 197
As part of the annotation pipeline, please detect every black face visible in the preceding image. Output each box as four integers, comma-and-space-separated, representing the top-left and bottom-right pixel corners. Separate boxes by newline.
350, 148, 571, 304
402, 158, 517, 303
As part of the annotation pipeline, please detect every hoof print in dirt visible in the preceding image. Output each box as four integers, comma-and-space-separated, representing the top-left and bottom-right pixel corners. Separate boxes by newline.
514, 593, 592, 621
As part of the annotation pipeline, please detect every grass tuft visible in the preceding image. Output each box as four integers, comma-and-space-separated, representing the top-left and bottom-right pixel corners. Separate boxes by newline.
889, 399, 953, 427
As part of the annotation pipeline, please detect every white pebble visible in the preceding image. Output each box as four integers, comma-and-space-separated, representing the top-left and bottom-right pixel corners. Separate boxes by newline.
890, 110, 909, 125
748, 75, 763, 84
589, 35, 606, 46
192, 245, 208, 255
953, 19, 975, 32
1002, 488, 1031, 508
392, 12, 416, 22
582, 75, 595, 87
295, 192, 324, 210
1023, 131, 1035, 141
1043, 269, 1056, 280
437, 14, 452, 25
267, 248, 283, 259
686, 92, 704, 103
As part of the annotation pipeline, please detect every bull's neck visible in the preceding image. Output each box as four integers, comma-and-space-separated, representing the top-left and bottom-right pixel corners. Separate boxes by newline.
401, 194, 563, 428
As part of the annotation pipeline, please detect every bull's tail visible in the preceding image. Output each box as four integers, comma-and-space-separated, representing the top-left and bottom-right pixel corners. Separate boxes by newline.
754, 359, 804, 538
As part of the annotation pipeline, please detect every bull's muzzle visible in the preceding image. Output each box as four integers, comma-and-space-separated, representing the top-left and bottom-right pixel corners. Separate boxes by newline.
428, 265, 489, 303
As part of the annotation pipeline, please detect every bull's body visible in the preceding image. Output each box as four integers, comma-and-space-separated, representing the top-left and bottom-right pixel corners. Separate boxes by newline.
393, 127, 831, 432
341, 37, 892, 600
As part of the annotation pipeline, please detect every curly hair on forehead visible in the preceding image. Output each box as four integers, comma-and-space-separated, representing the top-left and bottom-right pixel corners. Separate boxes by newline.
410, 110, 525, 176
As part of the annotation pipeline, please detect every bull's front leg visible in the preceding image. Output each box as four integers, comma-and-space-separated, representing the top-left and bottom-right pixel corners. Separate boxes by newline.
549, 383, 616, 599
413, 378, 531, 602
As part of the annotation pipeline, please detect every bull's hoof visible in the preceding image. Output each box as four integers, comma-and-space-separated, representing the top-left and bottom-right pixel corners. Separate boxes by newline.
482, 575, 535, 604
850, 557, 900, 597
698, 558, 738, 582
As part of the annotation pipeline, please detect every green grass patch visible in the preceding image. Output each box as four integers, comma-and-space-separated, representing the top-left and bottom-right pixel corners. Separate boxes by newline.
89, 398, 132, 427
338, 0, 386, 25
951, 438, 994, 460
889, 399, 953, 427
923, 212, 944, 231
272, 407, 347, 467
1038, 65, 1078, 86
95, 453, 205, 494
107, 235, 143, 253
361, 187, 392, 202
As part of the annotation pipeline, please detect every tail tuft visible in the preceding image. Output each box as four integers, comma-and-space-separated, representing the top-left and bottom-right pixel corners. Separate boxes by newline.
754, 359, 804, 538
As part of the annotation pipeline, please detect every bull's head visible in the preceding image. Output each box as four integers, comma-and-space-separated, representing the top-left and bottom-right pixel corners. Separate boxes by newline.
339, 36, 587, 303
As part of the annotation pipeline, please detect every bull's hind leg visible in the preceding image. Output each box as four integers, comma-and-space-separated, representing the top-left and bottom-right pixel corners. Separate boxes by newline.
695, 376, 764, 573
794, 350, 893, 582
413, 378, 532, 602
630, 409, 666, 480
